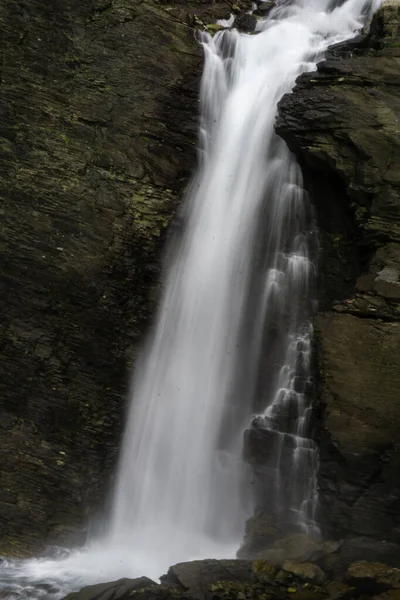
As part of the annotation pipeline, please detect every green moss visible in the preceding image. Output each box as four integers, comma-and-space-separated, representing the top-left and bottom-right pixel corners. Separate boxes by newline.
0, 537, 30, 558
210, 581, 249, 596
252, 560, 276, 577
209, 579, 277, 599
350, 201, 368, 222
206, 23, 223, 33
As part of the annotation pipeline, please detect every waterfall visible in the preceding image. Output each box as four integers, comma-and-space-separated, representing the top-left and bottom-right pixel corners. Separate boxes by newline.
0, 0, 382, 597
107, 0, 380, 570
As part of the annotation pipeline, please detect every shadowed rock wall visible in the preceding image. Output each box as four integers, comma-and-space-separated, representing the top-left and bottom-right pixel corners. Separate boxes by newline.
0, 0, 243, 553
3, 0, 400, 563
276, 0, 400, 550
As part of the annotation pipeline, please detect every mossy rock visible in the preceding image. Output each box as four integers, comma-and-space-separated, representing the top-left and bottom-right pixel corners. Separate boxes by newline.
346, 561, 400, 589
252, 559, 276, 578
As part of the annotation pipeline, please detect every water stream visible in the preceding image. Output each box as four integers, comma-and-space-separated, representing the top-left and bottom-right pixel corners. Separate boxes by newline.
0, 0, 381, 597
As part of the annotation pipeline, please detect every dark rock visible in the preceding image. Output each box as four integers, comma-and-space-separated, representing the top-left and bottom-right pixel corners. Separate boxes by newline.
276, 0, 400, 549
346, 561, 400, 593
253, 2, 275, 17
57, 558, 339, 600
322, 537, 400, 580
243, 427, 280, 465
375, 591, 400, 600
272, 534, 323, 564
0, 0, 233, 553
63, 577, 156, 600
282, 561, 326, 584
236, 13, 258, 33
161, 559, 253, 599
325, 580, 355, 600
60, 557, 400, 600
237, 509, 282, 558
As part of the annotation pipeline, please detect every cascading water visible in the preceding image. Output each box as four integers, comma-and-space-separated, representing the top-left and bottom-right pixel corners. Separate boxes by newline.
0, 0, 382, 597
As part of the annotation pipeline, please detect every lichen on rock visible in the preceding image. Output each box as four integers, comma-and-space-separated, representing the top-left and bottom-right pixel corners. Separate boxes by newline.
0, 0, 228, 553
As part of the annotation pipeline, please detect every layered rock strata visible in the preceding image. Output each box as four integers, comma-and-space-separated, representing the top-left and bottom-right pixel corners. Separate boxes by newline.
0, 0, 244, 553
276, 0, 400, 551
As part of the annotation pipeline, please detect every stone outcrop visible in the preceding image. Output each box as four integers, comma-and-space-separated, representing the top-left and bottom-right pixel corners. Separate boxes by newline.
60, 558, 400, 600
63, 577, 157, 600
0, 0, 242, 553
276, 0, 400, 552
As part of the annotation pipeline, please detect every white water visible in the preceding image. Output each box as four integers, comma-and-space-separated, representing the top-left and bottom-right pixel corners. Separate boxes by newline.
0, 0, 381, 597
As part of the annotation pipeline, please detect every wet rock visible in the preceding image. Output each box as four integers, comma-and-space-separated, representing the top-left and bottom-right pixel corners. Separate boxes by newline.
235, 13, 258, 32
63, 577, 156, 600
253, 1, 275, 17
374, 591, 400, 600
252, 560, 276, 579
60, 558, 400, 600
321, 540, 344, 557
248, 533, 325, 567
322, 537, 400, 580
283, 561, 326, 584
0, 0, 232, 552
346, 561, 400, 591
253, 548, 288, 566
276, 0, 400, 550
237, 509, 282, 558
273, 534, 323, 563
239, 520, 338, 566
161, 560, 253, 599
243, 427, 284, 465
325, 580, 355, 600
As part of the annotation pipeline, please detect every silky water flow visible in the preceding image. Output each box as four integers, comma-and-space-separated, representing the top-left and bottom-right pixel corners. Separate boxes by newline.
0, 0, 382, 597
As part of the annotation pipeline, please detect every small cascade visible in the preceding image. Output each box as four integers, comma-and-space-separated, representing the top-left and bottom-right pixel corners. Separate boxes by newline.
241, 157, 320, 537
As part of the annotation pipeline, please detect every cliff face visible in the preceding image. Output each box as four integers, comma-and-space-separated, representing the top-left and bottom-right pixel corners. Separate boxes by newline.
0, 0, 240, 553
2, 0, 400, 563
277, 0, 400, 555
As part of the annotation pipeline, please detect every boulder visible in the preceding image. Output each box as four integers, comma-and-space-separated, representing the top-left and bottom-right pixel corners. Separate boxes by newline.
320, 537, 400, 580
59, 558, 400, 600
237, 509, 282, 558
374, 591, 400, 600
161, 559, 253, 599
325, 580, 355, 600
282, 561, 326, 584
253, 2, 275, 17
63, 577, 156, 600
235, 13, 258, 33
273, 533, 324, 563
346, 561, 400, 591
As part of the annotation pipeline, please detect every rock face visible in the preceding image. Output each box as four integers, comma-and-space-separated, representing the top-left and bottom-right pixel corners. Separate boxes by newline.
2, 0, 400, 566
0, 0, 238, 553
276, 0, 400, 552
60, 558, 400, 600
63, 577, 156, 600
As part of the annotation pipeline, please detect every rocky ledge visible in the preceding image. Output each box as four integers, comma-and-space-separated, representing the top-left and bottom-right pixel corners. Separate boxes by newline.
61, 558, 400, 600
276, 0, 400, 551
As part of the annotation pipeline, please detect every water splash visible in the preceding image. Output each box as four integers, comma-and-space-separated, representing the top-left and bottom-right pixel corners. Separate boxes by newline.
0, 0, 381, 597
